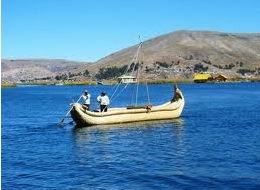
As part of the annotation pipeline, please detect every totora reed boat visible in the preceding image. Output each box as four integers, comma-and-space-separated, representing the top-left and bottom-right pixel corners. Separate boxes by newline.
70, 40, 185, 126
70, 88, 185, 126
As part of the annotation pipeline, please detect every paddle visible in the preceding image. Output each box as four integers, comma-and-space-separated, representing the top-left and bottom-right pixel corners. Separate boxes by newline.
58, 95, 83, 126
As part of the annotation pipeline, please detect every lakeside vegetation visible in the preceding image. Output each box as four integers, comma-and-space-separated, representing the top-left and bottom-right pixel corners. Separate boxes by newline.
1, 83, 17, 88
62, 81, 96, 85
2, 77, 260, 88
139, 78, 193, 84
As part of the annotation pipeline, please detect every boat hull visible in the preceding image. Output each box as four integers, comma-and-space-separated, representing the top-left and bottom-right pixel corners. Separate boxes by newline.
70, 91, 185, 127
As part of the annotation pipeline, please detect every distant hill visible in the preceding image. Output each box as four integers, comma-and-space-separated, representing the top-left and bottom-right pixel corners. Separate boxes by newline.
92, 30, 260, 79
2, 30, 260, 82
1, 59, 91, 82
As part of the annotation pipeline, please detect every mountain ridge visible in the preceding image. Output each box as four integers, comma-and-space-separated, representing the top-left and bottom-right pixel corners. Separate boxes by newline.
2, 30, 260, 82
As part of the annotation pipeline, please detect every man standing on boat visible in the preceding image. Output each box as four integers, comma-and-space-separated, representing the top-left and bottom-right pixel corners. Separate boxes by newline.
97, 92, 110, 112
171, 84, 182, 102
82, 90, 91, 110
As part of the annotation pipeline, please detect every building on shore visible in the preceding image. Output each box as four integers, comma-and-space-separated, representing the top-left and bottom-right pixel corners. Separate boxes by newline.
193, 73, 229, 83
193, 73, 213, 83
118, 75, 137, 83
213, 74, 227, 82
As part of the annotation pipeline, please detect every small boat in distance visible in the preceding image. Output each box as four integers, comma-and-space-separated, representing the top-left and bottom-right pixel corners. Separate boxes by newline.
97, 81, 104, 85
55, 83, 64, 86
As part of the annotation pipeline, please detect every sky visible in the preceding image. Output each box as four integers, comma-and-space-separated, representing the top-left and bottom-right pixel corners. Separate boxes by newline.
2, 0, 260, 62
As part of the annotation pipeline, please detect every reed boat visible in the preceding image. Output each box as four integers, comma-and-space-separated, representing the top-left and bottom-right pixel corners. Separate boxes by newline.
70, 88, 185, 126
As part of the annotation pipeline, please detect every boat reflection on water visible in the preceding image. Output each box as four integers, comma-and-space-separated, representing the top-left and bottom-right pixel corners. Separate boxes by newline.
71, 118, 185, 148
73, 118, 184, 132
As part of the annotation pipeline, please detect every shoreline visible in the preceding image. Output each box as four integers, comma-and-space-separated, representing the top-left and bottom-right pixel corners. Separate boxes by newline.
2, 78, 260, 88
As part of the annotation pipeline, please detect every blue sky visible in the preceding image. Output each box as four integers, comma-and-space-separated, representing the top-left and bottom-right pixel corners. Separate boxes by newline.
2, 0, 260, 61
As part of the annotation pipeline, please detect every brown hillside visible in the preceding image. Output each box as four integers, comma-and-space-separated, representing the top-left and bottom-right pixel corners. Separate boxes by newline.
2, 30, 260, 82
1, 59, 90, 82
91, 30, 260, 79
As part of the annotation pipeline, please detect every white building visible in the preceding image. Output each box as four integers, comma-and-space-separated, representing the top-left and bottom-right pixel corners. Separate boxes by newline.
118, 75, 137, 83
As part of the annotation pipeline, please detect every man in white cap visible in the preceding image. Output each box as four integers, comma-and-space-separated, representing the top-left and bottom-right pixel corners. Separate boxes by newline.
82, 90, 91, 110
97, 92, 110, 112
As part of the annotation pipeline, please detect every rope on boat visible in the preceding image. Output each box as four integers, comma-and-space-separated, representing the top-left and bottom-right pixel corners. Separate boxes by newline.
108, 39, 151, 108
110, 41, 143, 105
111, 82, 129, 103
110, 82, 121, 102
135, 80, 139, 106
146, 81, 150, 105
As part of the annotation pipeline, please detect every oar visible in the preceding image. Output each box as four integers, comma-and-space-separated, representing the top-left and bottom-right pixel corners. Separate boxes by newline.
58, 95, 82, 126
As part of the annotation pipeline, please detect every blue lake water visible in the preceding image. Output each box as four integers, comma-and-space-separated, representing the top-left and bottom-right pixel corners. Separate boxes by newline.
2, 83, 260, 189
